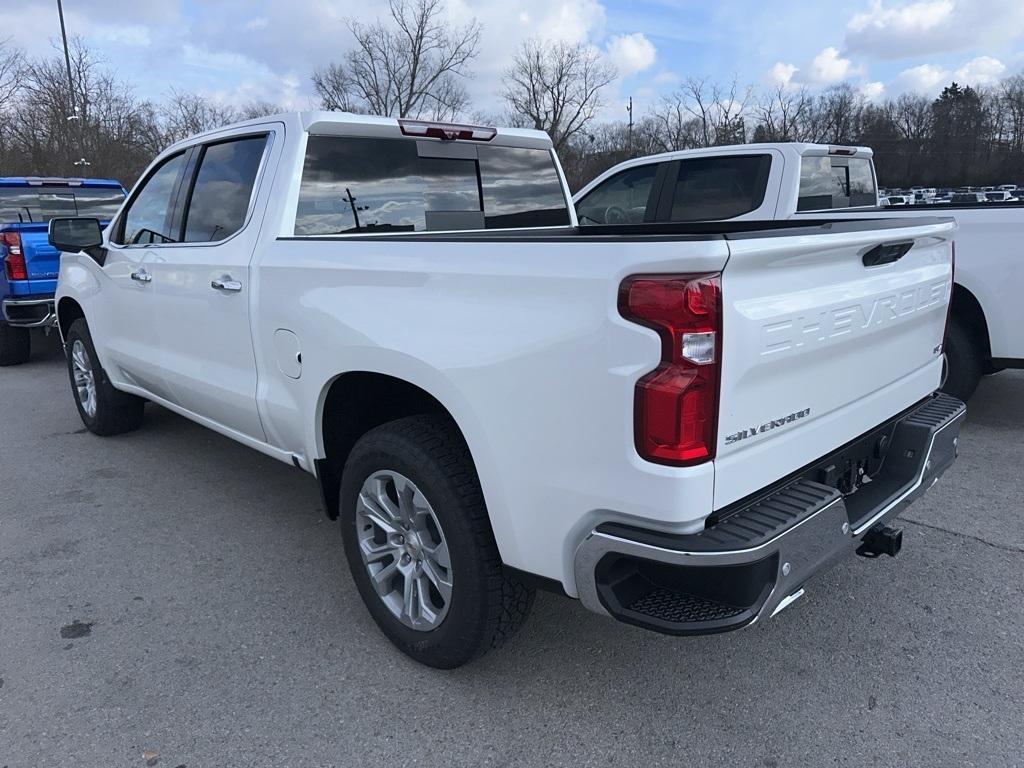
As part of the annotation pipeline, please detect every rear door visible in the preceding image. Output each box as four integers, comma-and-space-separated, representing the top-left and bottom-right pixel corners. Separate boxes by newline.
713, 218, 956, 508
148, 130, 275, 441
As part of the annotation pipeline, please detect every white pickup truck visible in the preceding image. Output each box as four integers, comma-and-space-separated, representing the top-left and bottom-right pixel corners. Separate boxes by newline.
576, 142, 1023, 401
50, 113, 965, 668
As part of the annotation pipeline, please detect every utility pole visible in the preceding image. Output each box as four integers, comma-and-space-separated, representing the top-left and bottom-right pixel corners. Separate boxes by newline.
626, 96, 634, 153
56, 0, 89, 171
342, 187, 368, 230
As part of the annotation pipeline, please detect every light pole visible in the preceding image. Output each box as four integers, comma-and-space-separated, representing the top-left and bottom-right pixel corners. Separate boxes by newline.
56, 0, 89, 171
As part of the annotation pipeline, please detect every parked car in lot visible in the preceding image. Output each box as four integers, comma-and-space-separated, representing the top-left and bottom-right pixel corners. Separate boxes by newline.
0, 177, 125, 365
576, 143, 1024, 401
50, 114, 964, 667
951, 192, 988, 204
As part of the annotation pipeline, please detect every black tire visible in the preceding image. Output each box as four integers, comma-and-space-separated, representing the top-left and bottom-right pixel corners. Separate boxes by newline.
941, 318, 983, 402
340, 415, 535, 668
0, 323, 30, 366
64, 318, 145, 435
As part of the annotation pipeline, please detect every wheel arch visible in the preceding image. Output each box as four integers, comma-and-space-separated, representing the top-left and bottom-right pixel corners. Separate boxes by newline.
950, 282, 991, 365
314, 370, 480, 521
56, 296, 86, 342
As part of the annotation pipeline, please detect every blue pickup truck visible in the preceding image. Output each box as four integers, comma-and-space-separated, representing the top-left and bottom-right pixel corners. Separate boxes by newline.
1, 177, 126, 365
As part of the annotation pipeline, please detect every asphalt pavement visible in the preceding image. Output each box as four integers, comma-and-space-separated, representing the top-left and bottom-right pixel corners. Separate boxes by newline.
1, 332, 1022, 768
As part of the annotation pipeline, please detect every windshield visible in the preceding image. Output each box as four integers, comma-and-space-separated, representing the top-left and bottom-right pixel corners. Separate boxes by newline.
0, 186, 125, 223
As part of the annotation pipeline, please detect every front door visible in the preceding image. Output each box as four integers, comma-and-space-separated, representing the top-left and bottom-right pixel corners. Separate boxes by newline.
148, 132, 273, 442
97, 150, 189, 402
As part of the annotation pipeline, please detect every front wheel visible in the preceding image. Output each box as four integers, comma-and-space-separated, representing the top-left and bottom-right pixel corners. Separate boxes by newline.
64, 318, 145, 435
340, 415, 535, 668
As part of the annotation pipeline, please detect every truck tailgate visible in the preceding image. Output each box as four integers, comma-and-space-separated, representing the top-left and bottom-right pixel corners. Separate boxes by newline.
713, 218, 956, 509
1, 223, 60, 294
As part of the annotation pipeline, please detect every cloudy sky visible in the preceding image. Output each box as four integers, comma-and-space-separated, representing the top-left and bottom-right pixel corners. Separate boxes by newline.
5, 0, 1024, 118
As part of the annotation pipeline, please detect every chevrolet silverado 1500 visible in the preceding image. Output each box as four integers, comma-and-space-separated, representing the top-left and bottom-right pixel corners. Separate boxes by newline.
50, 113, 964, 667
575, 142, 1022, 401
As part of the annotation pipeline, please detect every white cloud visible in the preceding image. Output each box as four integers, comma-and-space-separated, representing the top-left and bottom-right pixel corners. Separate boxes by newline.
861, 81, 886, 101
652, 70, 679, 85
954, 55, 1006, 85
891, 63, 950, 94
846, 0, 1024, 58
606, 33, 656, 77
807, 47, 860, 84
768, 62, 799, 87
89, 24, 152, 47
848, 0, 953, 36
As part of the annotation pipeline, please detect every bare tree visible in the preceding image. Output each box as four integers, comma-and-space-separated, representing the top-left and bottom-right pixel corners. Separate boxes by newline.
658, 76, 752, 148
312, 0, 480, 120
647, 96, 705, 151
753, 84, 813, 142
813, 83, 863, 144
999, 75, 1024, 155
159, 89, 241, 144
6, 39, 159, 183
501, 39, 616, 152
0, 37, 21, 107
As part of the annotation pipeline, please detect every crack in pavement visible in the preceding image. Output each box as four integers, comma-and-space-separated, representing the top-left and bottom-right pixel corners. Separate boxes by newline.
902, 517, 1024, 555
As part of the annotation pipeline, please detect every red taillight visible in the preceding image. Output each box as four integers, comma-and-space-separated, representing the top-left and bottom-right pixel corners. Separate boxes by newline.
2, 232, 27, 281
619, 273, 722, 466
398, 119, 497, 142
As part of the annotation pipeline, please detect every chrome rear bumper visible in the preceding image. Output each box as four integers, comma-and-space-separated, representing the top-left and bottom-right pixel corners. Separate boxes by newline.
573, 393, 967, 636
2, 298, 56, 328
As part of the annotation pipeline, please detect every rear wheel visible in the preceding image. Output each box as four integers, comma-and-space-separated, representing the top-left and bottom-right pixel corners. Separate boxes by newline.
0, 323, 30, 366
64, 318, 145, 435
941, 317, 983, 402
339, 415, 535, 668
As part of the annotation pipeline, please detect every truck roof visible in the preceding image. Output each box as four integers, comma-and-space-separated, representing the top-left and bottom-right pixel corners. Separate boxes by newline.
0, 177, 123, 188
165, 111, 554, 152
582, 142, 873, 174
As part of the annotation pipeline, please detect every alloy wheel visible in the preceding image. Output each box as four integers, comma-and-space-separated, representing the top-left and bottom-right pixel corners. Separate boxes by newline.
71, 339, 97, 418
355, 470, 453, 631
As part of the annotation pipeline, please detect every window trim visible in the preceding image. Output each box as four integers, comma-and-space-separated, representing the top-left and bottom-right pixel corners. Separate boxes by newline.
110, 131, 274, 250
291, 135, 572, 237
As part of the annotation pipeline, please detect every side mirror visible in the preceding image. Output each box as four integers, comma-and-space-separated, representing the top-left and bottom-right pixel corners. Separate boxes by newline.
49, 217, 105, 263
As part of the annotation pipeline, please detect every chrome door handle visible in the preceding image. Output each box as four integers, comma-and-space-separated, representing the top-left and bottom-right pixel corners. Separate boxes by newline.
211, 277, 242, 292
130, 269, 152, 283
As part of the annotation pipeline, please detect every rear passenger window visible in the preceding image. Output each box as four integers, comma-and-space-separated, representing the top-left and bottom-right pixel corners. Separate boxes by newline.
669, 155, 770, 221
798, 155, 876, 210
294, 136, 570, 235
575, 164, 658, 225
182, 136, 267, 242
847, 158, 876, 206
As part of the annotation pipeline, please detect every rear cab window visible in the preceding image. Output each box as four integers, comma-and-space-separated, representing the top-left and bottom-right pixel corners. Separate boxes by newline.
798, 154, 877, 210
294, 136, 570, 235
0, 185, 124, 223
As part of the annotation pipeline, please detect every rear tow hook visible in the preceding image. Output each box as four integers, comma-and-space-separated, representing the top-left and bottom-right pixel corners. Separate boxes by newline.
856, 524, 904, 558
